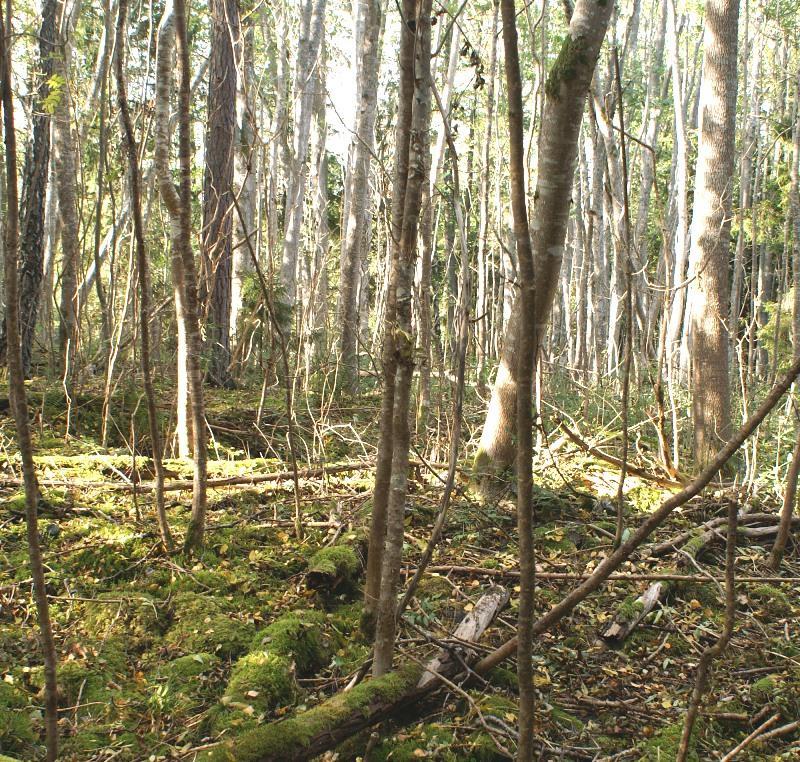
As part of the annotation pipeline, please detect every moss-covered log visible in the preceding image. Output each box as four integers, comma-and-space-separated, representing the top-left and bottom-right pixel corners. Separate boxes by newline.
201, 664, 426, 761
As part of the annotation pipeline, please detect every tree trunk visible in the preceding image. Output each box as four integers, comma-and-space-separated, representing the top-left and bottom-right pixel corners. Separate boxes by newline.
338, 0, 384, 391
115, 0, 174, 552
0, 10, 59, 757
53, 0, 81, 384
361, 0, 418, 636
154, 0, 209, 553
499, 0, 537, 754
372, 0, 433, 677
280, 0, 327, 311
476, 0, 499, 389
474, 0, 613, 479
202, 0, 240, 387
14, 0, 58, 378
688, 0, 739, 467
230, 23, 256, 356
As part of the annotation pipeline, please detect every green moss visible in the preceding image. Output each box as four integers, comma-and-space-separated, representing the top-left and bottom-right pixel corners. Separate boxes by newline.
211, 652, 297, 732
0, 682, 34, 754
487, 666, 518, 691
749, 671, 800, 714
683, 532, 708, 560
306, 545, 360, 591
749, 584, 792, 616
750, 675, 778, 704
640, 721, 700, 761
545, 35, 589, 100
165, 593, 254, 658
83, 591, 162, 647
250, 609, 334, 676
161, 652, 220, 682
58, 659, 115, 710
617, 594, 645, 622
201, 664, 423, 762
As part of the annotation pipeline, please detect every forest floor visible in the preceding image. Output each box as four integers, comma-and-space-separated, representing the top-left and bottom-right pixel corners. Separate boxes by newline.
1, 379, 800, 761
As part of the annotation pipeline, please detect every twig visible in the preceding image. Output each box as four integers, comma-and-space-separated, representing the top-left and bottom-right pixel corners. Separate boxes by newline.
719, 712, 781, 761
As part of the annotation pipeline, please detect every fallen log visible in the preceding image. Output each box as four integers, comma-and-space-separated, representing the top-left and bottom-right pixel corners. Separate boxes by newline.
418, 585, 509, 688
200, 587, 508, 761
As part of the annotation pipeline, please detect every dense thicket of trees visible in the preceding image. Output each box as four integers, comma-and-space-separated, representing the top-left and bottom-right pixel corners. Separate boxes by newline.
3, 0, 800, 757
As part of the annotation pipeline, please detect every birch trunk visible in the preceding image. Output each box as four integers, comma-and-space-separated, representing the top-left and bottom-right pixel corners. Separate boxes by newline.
338, 0, 383, 391
280, 0, 326, 310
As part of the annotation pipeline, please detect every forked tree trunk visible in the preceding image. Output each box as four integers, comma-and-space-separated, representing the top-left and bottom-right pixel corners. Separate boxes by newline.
338, 0, 384, 391
474, 0, 613, 481
687, 0, 738, 468
115, 0, 174, 552
361, 0, 418, 636
0, 7, 59, 757
154, 0, 209, 553
280, 0, 326, 310
372, 0, 433, 677
202, 0, 240, 387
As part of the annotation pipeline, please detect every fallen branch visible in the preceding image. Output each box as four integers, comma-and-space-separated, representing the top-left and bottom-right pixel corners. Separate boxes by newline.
0, 458, 457, 494
418, 585, 509, 688
558, 421, 685, 488
719, 712, 781, 762
416, 564, 800, 585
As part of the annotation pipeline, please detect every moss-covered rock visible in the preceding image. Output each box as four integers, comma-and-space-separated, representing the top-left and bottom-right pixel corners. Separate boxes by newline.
306, 545, 361, 592
0, 682, 34, 755
250, 609, 335, 676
